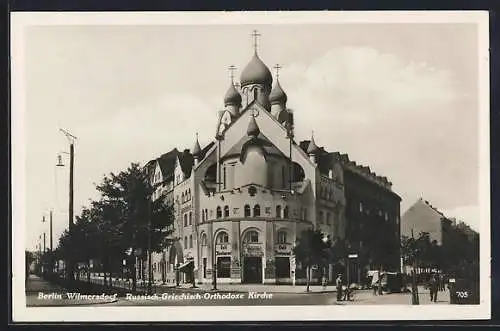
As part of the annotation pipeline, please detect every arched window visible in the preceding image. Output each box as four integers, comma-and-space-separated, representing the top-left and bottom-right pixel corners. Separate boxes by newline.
181, 192, 185, 203
277, 231, 287, 244
216, 231, 229, 244
200, 233, 208, 246
326, 212, 331, 226
223, 166, 227, 189
253, 204, 261, 217
202, 210, 205, 222
184, 236, 188, 248
189, 212, 192, 225
281, 166, 286, 188
276, 205, 282, 218
359, 202, 363, 212
318, 211, 324, 224
188, 189, 191, 200
283, 206, 289, 218
216, 206, 222, 218
224, 205, 229, 217
253, 88, 258, 101
184, 214, 188, 227
205, 209, 208, 220
244, 230, 259, 244
189, 235, 193, 248
244, 204, 251, 217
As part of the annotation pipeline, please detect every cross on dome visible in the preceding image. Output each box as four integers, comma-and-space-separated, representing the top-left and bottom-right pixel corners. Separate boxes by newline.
251, 30, 261, 54
273, 64, 282, 80
228, 65, 237, 83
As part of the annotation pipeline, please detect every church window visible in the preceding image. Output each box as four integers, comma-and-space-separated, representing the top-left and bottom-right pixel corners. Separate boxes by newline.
184, 214, 187, 227
318, 211, 324, 224
223, 166, 227, 189
233, 207, 239, 215
244, 230, 259, 244
188, 189, 191, 200
202, 210, 205, 222
244, 205, 251, 217
184, 236, 188, 248
189, 212, 192, 225
216, 231, 229, 244
359, 202, 364, 213
276, 205, 282, 218
281, 166, 286, 188
254, 204, 261, 217
189, 235, 193, 248
284, 206, 289, 218
216, 206, 222, 219
265, 207, 271, 214
200, 233, 208, 246
277, 231, 287, 244
254, 88, 258, 101
224, 205, 230, 217
182, 192, 185, 203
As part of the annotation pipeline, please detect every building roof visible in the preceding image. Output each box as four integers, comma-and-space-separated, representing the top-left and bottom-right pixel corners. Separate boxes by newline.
240, 53, 273, 88
269, 79, 287, 104
224, 83, 242, 106
224, 132, 286, 161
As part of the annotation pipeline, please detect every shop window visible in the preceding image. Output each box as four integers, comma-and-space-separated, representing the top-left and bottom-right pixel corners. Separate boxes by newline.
224, 205, 230, 217
216, 206, 222, 218
276, 205, 282, 218
254, 204, 261, 217
244, 204, 251, 217
217, 256, 231, 278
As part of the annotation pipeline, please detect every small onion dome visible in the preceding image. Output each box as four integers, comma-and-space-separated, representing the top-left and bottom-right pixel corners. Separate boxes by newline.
269, 80, 287, 104
307, 136, 320, 154
247, 115, 260, 138
224, 83, 242, 106
192, 137, 201, 157
240, 53, 273, 88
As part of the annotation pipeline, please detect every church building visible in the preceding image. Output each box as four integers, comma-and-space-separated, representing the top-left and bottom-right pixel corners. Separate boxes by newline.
139, 31, 402, 286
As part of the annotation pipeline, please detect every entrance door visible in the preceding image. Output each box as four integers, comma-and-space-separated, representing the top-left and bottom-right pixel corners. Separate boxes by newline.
243, 257, 262, 284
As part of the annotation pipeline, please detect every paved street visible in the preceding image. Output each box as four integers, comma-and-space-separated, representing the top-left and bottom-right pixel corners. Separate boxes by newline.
27, 274, 451, 307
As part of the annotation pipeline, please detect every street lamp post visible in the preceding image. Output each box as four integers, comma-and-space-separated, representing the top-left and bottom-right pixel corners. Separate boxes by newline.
212, 234, 217, 291
57, 128, 77, 287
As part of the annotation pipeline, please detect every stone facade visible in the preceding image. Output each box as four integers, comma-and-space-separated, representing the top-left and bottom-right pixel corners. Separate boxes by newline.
137, 39, 401, 286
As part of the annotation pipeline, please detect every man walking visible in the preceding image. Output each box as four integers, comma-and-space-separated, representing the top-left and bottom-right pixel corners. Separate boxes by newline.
336, 274, 343, 302
429, 274, 438, 302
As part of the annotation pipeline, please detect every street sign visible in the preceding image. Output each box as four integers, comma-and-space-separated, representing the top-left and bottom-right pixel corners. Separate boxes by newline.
348, 254, 358, 258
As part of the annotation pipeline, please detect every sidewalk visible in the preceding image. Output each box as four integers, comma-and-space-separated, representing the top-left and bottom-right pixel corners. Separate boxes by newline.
26, 274, 118, 306
87, 275, 342, 294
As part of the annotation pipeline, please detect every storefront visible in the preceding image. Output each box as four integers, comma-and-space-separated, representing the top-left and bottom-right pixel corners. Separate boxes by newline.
275, 242, 293, 283
242, 230, 264, 284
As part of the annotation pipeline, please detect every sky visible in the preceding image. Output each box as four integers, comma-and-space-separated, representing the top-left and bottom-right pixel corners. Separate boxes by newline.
20, 21, 482, 251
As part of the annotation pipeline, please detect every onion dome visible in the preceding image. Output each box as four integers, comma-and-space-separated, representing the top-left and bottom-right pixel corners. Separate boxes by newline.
240, 53, 273, 88
192, 134, 201, 157
224, 83, 242, 106
269, 80, 287, 104
307, 135, 320, 154
247, 116, 260, 138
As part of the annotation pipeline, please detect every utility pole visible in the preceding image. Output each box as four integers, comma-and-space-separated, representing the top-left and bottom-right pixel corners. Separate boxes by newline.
43, 232, 46, 253
60, 128, 77, 286
50, 210, 53, 252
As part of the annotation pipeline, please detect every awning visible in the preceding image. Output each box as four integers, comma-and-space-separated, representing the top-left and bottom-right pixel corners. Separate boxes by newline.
178, 260, 194, 272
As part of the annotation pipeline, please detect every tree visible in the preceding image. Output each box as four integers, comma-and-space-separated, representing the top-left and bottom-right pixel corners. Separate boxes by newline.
293, 228, 330, 292
25, 250, 35, 281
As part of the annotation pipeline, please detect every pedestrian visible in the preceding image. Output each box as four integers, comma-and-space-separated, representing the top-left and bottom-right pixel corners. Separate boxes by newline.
336, 274, 343, 302
372, 273, 379, 296
429, 274, 438, 302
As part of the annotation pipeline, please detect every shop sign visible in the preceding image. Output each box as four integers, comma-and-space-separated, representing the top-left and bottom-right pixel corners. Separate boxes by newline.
243, 244, 263, 257
274, 243, 292, 255
216, 243, 231, 255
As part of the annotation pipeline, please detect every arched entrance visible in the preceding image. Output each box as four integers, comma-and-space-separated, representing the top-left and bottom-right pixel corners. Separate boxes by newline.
241, 229, 263, 284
